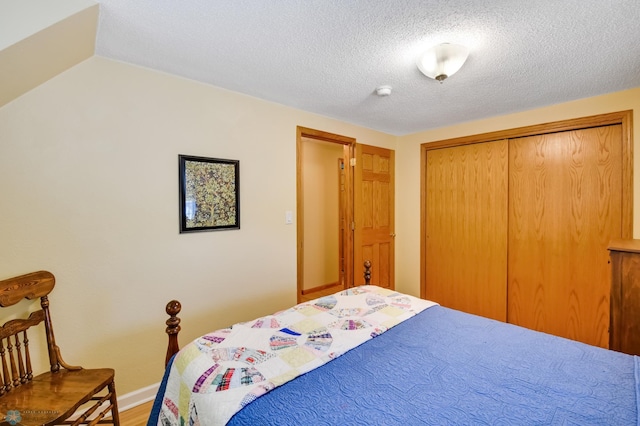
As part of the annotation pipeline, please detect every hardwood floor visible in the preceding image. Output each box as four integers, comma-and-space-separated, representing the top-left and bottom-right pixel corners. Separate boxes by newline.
121, 401, 153, 426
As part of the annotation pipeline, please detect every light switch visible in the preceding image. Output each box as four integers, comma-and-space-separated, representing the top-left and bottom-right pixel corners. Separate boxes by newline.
285, 210, 293, 224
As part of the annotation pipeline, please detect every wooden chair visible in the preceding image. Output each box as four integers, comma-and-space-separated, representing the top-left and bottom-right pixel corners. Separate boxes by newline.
0, 271, 119, 426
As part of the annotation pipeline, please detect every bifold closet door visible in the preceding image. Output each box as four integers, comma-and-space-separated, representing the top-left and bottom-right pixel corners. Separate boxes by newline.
425, 140, 508, 321
508, 125, 623, 348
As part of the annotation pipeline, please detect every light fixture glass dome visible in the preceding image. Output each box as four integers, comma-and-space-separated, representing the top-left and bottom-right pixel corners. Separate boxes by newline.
416, 43, 469, 82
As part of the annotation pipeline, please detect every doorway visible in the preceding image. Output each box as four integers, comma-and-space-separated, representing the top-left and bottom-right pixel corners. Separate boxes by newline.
297, 127, 355, 302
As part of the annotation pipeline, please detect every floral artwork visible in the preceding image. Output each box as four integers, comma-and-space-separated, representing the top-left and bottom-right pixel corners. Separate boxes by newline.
184, 161, 236, 226
179, 155, 240, 232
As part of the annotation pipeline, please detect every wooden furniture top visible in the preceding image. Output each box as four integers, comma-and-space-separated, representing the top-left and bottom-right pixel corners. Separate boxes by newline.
608, 239, 640, 254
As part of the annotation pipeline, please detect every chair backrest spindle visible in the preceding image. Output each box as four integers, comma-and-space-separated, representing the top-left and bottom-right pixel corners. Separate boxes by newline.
6, 337, 18, 388
40, 295, 61, 372
0, 339, 8, 395
23, 330, 32, 382
14, 334, 25, 384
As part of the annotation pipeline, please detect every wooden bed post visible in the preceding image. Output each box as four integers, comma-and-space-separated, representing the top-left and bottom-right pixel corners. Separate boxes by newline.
165, 300, 181, 367
364, 260, 371, 285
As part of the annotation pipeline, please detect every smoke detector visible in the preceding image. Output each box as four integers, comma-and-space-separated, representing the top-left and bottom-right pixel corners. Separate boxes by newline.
375, 85, 392, 96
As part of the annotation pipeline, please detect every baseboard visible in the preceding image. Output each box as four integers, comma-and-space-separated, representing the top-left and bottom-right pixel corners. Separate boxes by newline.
118, 382, 160, 412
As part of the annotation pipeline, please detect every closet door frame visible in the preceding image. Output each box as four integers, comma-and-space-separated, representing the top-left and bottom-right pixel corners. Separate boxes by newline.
419, 110, 633, 299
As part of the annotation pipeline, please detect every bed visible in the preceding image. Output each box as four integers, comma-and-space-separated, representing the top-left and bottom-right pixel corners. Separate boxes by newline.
148, 264, 640, 425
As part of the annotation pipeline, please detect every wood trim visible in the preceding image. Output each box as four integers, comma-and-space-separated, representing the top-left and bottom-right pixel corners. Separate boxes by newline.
422, 111, 633, 150
296, 127, 305, 304
620, 111, 634, 238
301, 281, 340, 295
296, 126, 356, 303
389, 148, 396, 290
609, 239, 640, 254
345, 143, 355, 291
354, 144, 363, 288
420, 144, 427, 299
338, 158, 346, 288
420, 110, 634, 299
609, 249, 624, 352
297, 126, 356, 144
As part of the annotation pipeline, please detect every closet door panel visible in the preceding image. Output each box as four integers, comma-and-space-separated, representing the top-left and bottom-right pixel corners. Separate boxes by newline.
426, 140, 508, 321
508, 125, 622, 348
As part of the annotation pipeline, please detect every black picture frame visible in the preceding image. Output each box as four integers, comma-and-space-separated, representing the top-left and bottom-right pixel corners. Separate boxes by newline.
178, 155, 240, 233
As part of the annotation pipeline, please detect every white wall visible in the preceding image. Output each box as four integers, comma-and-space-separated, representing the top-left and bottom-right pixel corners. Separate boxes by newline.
0, 56, 396, 394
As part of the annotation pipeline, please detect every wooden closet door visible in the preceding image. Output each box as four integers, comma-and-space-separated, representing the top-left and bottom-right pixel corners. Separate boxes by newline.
425, 140, 508, 321
508, 125, 622, 348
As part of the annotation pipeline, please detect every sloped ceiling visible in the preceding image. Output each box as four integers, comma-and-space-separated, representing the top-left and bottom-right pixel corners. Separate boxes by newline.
0, 0, 97, 108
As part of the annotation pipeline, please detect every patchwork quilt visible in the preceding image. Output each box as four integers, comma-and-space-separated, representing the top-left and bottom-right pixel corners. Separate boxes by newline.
153, 285, 436, 425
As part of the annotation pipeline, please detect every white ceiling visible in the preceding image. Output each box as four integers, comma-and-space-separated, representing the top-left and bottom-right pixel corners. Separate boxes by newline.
95, 0, 640, 136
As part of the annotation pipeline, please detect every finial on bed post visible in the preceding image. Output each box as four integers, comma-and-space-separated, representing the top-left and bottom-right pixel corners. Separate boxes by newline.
165, 300, 182, 367
364, 260, 371, 285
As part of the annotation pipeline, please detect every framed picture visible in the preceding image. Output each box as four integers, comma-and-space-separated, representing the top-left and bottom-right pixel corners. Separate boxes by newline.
178, 155, 240, 233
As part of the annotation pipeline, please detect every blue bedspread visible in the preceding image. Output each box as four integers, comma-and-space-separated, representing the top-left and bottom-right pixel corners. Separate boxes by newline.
150, 306, 639, 425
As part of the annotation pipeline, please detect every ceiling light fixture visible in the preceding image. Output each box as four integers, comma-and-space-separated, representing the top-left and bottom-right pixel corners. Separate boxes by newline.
416, 43, 469, 83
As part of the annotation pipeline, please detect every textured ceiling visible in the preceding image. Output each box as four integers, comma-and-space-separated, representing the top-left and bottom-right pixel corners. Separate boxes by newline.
95, 0, 640, 136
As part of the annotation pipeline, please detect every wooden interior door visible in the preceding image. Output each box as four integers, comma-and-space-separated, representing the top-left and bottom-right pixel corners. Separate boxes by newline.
425, 140, 509, 321
508, 125, 623, 348
354, 144, 394, 288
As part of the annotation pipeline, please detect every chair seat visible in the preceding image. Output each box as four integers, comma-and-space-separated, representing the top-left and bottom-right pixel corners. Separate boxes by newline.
0, 368, 115, 426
